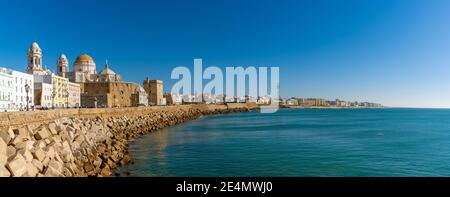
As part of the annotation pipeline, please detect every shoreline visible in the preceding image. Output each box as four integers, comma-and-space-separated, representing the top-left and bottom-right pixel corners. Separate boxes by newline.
283, 105, 385, 109
0, 104, 258, 177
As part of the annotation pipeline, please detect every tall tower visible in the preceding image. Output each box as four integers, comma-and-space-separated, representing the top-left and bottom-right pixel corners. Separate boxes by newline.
57, 54, 69, 78
27, 42, 43, 74
144, 77, 164, 106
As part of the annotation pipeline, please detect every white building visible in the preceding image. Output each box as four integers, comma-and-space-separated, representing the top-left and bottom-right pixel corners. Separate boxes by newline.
34, 81, 53, 109
12, 69, 34, 111
133, 86, 148, 107
0, 67, 34, 111
0, 67, 14, 111
68, 82, 80, 108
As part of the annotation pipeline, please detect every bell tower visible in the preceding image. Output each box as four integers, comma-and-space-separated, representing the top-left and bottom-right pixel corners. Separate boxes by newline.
27, 42, 43, 74
57, 54, 69, 78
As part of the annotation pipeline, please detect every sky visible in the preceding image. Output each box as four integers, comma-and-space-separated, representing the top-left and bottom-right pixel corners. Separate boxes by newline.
1, 0, 450, 108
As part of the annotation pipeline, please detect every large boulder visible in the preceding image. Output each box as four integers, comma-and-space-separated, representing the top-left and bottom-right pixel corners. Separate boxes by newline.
0, 137, 6, 165
34, 128, 51, 140
6, 153, 27, 177
32, 148, 46, 162
0, 165, 10, 177
24, 162, 39, 177
0, 128, 12, 145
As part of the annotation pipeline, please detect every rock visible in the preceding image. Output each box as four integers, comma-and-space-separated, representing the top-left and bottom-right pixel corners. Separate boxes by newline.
14, 141, 34, 150
4, 127, 15, 140
34, 128, 50, 140
48, 123, 58, 135
0, 137, 6, 165
62, 167, 73, 177
34, 141, 46, 149
31, 159, 44, 172
107, 159, 116, 169
100, 165, 111, 177
93, 158, 102, 168
42, 156, 50, 166
83, 162, 95, 173
44, 166, 61, 177
18, 149, 33, 163
32, 148, 46, 162
24, 162, 39, 177
13, 127, 29, 140
0, 165, 11, 177
73, 135, 84, 145
45, 147, 56, 160
0, 130, 11, 145
6, 153, 27, 177
52, 135, 62, 144
6, 146, 16, 160
66, 125, 75, 133
120, 155, 130, 166
48, 159, 63, 172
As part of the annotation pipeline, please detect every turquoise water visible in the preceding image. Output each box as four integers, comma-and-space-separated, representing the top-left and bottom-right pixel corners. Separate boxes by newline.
116, 108, 450, 176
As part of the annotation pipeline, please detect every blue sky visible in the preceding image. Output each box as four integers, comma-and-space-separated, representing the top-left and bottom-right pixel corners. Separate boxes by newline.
1, 0, 450, 107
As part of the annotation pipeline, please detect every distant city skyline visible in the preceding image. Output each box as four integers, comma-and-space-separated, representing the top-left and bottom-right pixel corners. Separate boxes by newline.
1, 0, 450, 108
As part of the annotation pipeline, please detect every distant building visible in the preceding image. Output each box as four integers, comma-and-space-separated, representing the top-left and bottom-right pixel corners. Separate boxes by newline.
143, 79, 164, 105
286, 98, 299, 105
300, 98, 326, 106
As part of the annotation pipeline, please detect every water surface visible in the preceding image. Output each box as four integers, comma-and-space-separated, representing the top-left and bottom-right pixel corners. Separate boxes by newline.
116, 108, 450, 176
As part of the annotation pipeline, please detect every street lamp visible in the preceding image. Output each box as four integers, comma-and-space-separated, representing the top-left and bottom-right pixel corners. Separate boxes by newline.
51, 89, 56, 110
94, 97, 98, 108
24, 83, 30, 111
65, 90, 69, 108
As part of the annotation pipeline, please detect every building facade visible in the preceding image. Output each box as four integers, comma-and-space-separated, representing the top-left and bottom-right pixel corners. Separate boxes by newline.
67, 54, 97, 83
0, 67, 14, 111
34, 81, 53, 109
56, 54, 69, 78
34, 74, 69, 108
68, 82, 81, 107
12, 70, 34, 110
0, 67, 34, 111
132, 86, 149, 107
81, 82, 145, 108
143, 79, 164, 106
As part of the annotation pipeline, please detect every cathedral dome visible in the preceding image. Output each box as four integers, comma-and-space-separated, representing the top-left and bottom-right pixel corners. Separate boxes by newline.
31, 42, 40, 49
74, 54, 94, 64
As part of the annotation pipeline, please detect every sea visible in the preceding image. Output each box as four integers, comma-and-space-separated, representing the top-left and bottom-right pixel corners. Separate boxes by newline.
115, 108, 450, 176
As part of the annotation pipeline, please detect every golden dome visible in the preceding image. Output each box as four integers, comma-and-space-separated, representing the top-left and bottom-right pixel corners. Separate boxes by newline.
74, 54, 94, 64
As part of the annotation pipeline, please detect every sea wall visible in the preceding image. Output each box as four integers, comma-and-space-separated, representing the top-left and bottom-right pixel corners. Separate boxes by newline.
0, 104, 258, 177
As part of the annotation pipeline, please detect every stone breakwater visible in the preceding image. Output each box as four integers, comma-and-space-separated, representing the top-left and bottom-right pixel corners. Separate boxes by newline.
0, 103, 258, 177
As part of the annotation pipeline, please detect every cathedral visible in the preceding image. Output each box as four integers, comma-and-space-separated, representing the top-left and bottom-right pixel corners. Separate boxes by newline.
27, 41, 151, 108
57, 53, 121, 83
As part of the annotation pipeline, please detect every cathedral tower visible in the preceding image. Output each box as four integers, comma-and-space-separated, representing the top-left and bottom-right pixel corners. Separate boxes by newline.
27, 42, 43, 74
57, 54, 69, 78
